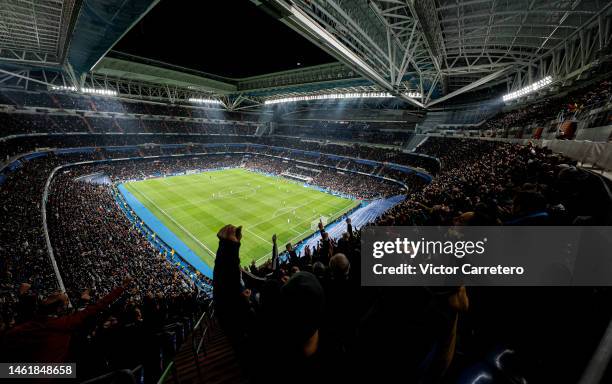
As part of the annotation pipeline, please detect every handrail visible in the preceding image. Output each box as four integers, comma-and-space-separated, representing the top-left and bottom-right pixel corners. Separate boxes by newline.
81, 365, 143, 384
156, 307, 211, 384
41, 164, 68, 298
161, 305, 213, 384
156, 361, 174, 384
578, 317, 612, 384
193, 308, 208, 332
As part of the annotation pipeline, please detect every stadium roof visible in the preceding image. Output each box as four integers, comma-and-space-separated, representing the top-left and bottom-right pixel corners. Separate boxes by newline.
0, 0, 610, 110
255, 0, 612, 107
0, 0, 158, 72
0, 0, 79, 66
437, 0, 610, 93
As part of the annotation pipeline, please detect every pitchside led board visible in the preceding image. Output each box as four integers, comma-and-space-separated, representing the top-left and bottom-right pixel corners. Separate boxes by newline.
361, 226, 612, 286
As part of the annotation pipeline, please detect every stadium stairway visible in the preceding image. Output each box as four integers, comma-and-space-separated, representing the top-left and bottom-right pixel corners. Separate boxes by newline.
162, 318, 248, 384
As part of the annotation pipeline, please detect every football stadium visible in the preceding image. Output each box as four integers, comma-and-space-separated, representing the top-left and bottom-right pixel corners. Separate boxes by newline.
0, 0, 611, 383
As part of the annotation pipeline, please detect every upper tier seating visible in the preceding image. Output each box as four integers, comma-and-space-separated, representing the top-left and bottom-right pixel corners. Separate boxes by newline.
484, 77, 612, 134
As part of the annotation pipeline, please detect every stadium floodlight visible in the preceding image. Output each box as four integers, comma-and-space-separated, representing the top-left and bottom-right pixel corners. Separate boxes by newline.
264, 92, 395, 105
50, 86, 117, 96
81, 87, 118, 96
502, 76, 553, 102
404, 92, 422, 99
50, 85, 77, 92
188, 97, 222, 104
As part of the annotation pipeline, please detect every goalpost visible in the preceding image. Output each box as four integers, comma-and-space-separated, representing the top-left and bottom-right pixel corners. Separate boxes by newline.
310, 216, 329, 231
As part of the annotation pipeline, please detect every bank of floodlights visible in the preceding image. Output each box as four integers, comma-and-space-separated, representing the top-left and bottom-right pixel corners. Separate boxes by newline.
50, 85, 77, 92
50, 85, 117, 96
264, 91, 424, 105
503, 76, 553, 102
188, 97, 222, 104
81, 87, 117, 96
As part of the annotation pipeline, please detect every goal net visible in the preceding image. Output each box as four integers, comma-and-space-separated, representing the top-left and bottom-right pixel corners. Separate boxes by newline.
310, 216, 329, 231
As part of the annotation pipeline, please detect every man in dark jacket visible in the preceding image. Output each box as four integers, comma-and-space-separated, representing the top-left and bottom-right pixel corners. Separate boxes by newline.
212, 224, 253, 346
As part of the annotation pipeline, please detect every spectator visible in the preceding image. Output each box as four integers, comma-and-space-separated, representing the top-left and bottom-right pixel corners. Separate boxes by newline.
2, 277, 131, 363
213, 224, 253, 346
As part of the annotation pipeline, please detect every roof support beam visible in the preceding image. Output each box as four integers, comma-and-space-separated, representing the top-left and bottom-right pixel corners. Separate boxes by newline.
0, 67, 57, 87
441, 9, 596, 24
427, 67, 509, 107
260, 0, 430, 108
270, 1, 393, 91
505, 0, 612, 92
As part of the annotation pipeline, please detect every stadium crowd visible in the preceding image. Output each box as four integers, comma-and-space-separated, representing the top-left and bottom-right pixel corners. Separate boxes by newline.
47, 171, 196, 300
0, 132, 610, 382
0, 111, 258, 137
0, 131, 439, 177
243, 154, 418, 199
214, 136, 612, 383
276, 121, 416, 146
267, 136, 440, 174
0, 89, 254, 122
484, 77, 611, 133
385, 137, 609, 225
0, 147, 413, 378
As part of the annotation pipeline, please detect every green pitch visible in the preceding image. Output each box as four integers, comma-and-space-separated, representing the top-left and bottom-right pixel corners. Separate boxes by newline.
122, 168, 358, 268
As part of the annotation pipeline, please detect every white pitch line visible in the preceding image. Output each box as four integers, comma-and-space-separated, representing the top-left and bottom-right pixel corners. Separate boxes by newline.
253, 201, 356, 265
164, 185, 261, 211
249, 201, 310, 228
136, 189, 216, 258
249, 191, 349, 229
244, 227, 269, 244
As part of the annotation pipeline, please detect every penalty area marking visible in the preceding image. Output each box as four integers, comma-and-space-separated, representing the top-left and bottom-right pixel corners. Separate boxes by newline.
253, 202, 355, 266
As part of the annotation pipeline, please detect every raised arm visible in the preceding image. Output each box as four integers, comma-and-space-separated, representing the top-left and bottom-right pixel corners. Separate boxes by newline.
60, 277, 131, 330
318, 220, 326, 238
346, 217, 353, 239
271, 233, 278, 272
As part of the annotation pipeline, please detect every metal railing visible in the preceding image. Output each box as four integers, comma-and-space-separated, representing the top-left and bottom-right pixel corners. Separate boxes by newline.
81, 365, 144, 384
41, 164, 68, 298
158, 301, 216, 384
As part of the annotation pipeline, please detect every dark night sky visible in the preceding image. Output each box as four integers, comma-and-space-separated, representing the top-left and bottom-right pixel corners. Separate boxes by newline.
112, 0, 335, 78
